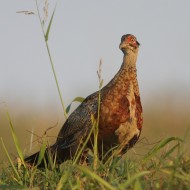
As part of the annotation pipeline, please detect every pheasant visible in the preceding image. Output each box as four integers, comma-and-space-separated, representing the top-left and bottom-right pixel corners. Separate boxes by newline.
25, 34, 143, 167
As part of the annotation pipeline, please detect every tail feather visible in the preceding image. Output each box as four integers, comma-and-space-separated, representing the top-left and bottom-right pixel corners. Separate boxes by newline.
24, 144, 70, 168
24, 144, 57, 168
25, 150, 47, 168
25, 142, 80, 168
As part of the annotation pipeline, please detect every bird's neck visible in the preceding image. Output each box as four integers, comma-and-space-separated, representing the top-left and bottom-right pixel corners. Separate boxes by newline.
101, 50, 139, 95
122, 51, 138, 69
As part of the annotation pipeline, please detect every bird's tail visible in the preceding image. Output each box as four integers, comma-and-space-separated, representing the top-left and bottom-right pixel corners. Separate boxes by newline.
24, 144, 58, 168
25, 151, 42, 167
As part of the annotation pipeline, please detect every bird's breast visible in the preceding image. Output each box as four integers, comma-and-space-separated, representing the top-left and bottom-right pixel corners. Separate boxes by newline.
96, 64, 143, 153
99, 80, 139, 139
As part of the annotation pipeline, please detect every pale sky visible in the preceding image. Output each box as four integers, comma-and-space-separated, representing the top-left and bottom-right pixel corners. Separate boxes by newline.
0, 0, 190, 111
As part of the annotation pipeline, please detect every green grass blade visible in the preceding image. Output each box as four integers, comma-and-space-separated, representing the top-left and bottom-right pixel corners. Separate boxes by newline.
56, 171, 70, 190
45, 3, 57, 41
162, 143, 180, 159
77, 165, 117, 190
143, 137, 183, 162
0, 138, 22, 185
92, 116, 99, 170
66, 96, 84, 114
36, 139, 47, 166
72, 121, 94, 165
6, 110, 25, 166
134, 179, 143, 190
162, 169, 190, 181
35, 0, 68, 119
120, 171, 150, 189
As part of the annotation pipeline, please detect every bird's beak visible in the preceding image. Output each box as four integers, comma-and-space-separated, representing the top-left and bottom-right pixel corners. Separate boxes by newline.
132, 41, 140, 48
136, 41, 140, 47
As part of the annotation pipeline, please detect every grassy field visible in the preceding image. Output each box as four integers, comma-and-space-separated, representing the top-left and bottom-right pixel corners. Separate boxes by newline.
0, 104, 190, 189
0, 131, 190, 189
0, 97, 190, 190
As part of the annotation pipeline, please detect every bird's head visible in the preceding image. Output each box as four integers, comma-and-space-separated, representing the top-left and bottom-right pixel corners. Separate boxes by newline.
119, 34, 140, 54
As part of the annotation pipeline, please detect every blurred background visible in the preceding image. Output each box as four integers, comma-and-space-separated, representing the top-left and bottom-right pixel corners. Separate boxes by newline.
0, 0, 190, 162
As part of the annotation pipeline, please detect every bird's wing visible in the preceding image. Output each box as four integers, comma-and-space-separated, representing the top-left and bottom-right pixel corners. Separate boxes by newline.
56, 92, 99, 149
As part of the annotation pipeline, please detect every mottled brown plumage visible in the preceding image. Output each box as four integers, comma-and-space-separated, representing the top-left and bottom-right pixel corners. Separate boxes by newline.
25, 34, 143, 167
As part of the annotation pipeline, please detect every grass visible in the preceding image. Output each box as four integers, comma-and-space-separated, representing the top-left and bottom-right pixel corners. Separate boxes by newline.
1, 1, 190, 189
0, 132, 190, 189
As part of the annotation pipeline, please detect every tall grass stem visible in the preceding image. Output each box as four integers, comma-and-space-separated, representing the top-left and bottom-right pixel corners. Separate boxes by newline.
35, 0, 67, 119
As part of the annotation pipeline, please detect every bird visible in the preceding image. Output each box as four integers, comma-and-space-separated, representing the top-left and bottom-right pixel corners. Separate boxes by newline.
25, 34, 143, 167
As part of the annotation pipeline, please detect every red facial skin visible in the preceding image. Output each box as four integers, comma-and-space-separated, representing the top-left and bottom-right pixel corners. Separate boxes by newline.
126, 35, 139, 48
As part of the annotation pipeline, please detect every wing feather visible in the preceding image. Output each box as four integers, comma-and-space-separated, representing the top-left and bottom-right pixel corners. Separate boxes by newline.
55, 92, 98, 150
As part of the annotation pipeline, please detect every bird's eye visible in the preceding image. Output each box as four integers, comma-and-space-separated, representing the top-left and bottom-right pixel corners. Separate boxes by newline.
131, 38, 135, 42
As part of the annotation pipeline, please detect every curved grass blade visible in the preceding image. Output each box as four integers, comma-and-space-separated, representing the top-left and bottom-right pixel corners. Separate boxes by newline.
77, 165, 117, 190
134, 179, 143, 190
120, 171, 150, 189
142, 137, 183, 162
0, 138, 22, 185
56, 171, 70, 190
66, 97, 84, 114
6, 110, 25, 167
162, 143, 180, 159
35, 0, 68, 119
161, 169, 190, 181
45, 2, 57, 42
36, 139, 47, 166
72, 120, 94, 165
